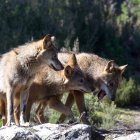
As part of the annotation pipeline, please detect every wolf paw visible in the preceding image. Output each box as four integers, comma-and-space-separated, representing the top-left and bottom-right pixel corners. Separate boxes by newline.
68, 118, 78, 125
20, 122, 30, 127
5, 121, 14, 126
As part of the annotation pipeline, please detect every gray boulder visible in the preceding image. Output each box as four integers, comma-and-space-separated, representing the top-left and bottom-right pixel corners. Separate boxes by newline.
113, 132, 140, 140
0, 123, 104, 140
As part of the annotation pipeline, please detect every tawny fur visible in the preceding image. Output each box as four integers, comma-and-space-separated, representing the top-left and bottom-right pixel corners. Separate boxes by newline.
0, 52, 127, 125
0, 35, 63, 126
34, 52, 127, 124
12, 54, 92, 124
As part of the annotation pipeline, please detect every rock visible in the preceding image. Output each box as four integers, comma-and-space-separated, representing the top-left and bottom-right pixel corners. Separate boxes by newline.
0, 123, 104, 140
113, 132, 140, 140
0, 125, 39, 140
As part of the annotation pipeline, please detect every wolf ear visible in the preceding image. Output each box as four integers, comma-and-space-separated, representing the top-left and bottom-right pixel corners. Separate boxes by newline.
13, 48, 20, 55
43, 34, 55, 49
64, 65, 73, 78
67, 54, 77, 68
119, 64, 128, 74
104, 60, 114, 73
51, 36, 55, 42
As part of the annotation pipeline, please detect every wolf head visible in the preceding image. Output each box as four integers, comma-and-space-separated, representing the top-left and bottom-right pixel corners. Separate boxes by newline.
36, 35, 63, 71
63, 54, 92, 93
96, 61, 127, 101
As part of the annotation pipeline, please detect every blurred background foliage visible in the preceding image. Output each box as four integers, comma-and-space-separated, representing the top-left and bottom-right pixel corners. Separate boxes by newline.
0, 0, 139, 62
0, 0, 140, 79
0, 0, 140, 127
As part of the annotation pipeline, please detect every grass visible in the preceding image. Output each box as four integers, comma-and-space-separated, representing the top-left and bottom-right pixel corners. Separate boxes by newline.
44, 94, 120, 129
0, 119, 2, 127
85, 95, 119, 129
48, 109, 61, 123
45, 93, 70, 124
116, 108, 139, 126
0, 93, 139, 130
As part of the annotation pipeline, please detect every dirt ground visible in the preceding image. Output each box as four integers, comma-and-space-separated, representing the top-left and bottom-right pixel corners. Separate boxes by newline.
104, 106, 140, 139
116, 107, 140, 129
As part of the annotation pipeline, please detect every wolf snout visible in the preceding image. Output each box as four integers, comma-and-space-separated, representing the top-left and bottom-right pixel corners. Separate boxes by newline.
58, 63, 64, 70
55, 61, 64, 71
110, 96, 115, 101
91, 87, 96, 92
51, 62, 64, 71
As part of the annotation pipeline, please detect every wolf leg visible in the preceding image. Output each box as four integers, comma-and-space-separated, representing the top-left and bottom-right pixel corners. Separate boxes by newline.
57, 92, 75, 123
6, 88, 14, 126
20, 89, 29, 126
35, 101, 47, 124
13, 92, 20, 126
25, 98, 33, 123
49, 96, 76, 124
73, 91, 90, 125
0, 98, 7, 126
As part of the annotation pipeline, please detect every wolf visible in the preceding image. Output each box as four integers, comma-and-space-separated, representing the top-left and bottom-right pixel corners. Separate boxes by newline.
56, 52, 127, 124
0, 34, 63, 126
11, 53, 92, 124
0, 52, 127, 125
26, 52, 127, 124
0, 98, 6, 125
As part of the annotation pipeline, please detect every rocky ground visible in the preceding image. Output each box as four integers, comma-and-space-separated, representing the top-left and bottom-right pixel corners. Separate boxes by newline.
103, 107, 140, 140
0, 122, 140, 140
0, 107, 139, 140
0, 123, 100, 140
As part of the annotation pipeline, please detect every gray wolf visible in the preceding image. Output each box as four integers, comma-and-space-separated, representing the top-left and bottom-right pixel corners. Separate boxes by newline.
57, 52, 127, 124
0, 35, 63, 126
23, 53, 92, 124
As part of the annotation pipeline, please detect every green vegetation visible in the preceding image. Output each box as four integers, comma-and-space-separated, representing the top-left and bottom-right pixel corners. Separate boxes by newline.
117, 108, 134, 125
0, 0, 140, 128
48, 78, 140, 129
0, 120, 2, 127
1, 0, 140, 87
0, 0, 140, 104
85, 95, 119, 129
48, 109, 61, 124
116, 78, 140, 107
45, 95, 119, 129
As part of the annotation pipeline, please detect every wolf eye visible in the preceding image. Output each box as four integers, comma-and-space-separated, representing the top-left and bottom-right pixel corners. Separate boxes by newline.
109, 82, 114, 87
80, 79, 84, 83
53, 55, 57, 58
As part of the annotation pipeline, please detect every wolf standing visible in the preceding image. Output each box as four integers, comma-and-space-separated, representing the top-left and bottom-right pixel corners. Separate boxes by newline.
57, 52, 127, 124
0, 35, 63, 126
24, 54, 92, 124
26, 52, 127, 124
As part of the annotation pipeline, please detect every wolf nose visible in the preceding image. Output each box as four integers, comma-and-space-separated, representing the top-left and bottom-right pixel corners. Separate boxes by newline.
59, 63, 64, 70
89, 86, 96, 94
91, 87, 95, 92
61, 65, 64, 70
111, 96, 115, 101
56, 63, 64, 71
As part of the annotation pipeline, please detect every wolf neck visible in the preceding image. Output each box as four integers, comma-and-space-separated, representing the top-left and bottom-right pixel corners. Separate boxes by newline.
44, 68, 67, 88
41, 65, 64, 85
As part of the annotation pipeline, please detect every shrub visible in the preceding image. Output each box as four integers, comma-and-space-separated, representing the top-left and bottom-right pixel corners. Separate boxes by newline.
48, 109, 61, 123
100, 102, 118, 129
85, 95, 118, 129
46, 94, 119, 129
115, 78, 140, 107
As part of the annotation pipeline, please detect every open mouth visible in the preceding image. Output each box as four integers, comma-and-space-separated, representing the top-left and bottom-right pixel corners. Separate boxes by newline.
97, 90, 106, 100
